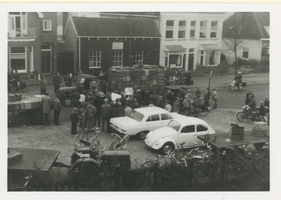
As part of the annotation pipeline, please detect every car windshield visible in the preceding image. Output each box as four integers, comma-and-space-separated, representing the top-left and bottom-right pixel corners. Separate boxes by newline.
167, 120, 181, 131
128, 110, 144, 122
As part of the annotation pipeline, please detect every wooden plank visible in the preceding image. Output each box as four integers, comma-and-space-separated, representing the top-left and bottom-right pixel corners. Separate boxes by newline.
197, 130, 269, 149
8, 148, 60, 172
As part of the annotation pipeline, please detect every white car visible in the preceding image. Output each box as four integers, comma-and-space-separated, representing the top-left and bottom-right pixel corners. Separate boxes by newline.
110, 107, 185, 139
144, 116, 216, 154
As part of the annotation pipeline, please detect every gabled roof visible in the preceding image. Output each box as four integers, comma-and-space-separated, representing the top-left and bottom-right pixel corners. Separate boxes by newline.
222, 12, 269, 40
71, 17, 161, 37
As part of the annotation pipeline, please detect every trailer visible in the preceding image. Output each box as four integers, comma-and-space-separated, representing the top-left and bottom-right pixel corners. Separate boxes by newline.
8, 94, 43, 124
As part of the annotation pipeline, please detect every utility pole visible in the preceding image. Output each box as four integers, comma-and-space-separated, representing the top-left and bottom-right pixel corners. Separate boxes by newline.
208, 70, 212, 100
128, 15, 132, 67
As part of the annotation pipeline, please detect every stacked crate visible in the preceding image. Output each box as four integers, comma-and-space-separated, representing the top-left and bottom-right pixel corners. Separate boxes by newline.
108, 68, 165, 92
229, 123, 245, 140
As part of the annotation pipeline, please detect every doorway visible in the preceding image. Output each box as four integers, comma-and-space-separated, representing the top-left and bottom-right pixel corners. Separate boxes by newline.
188, 49, 194, 70
41, 44, 52, 73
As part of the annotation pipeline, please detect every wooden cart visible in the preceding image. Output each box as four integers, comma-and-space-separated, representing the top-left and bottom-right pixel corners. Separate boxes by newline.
8, 95, 43, 124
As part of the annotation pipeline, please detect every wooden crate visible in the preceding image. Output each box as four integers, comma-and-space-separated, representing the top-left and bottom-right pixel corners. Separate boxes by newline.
8, 151, 22, 165
229, 123, 244, 140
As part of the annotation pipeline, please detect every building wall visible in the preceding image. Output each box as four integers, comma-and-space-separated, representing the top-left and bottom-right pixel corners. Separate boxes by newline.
80, 37, 160, 76
222, 39, 263, 65
159, 12, 224, 70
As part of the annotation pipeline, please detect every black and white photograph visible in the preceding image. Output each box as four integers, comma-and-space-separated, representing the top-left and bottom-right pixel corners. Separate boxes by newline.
2, 2, 280, 199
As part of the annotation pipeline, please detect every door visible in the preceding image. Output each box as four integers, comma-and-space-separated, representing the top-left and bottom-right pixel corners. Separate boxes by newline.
145, 114, 161, 131
188, 54, 194, 70
57, 52, 74, 75
41, 45, 52, 73
178, 125, 196, 148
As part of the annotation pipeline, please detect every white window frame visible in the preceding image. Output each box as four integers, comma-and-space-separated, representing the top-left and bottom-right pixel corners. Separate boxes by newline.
210, 21, 218, 39
199, 21, 207, 39
178, 20, 186, 39
43, 20, 52, 31
165, 20, 174, 39
8, 12, 27, 37
89, 51, 101, 68
133, 51, 143, 65
9, 46, 27, 73
242, 48, 249, 59
189, 21, 196, 39
112, 51, 123, 68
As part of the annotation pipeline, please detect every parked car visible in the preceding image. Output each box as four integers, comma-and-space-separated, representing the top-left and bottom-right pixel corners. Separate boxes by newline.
144, 116, 215, 154
110, 107, 185, 140
58, 74, 97, 106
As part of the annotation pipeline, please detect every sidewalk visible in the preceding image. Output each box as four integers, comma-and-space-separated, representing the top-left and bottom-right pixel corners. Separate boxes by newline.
16, 73, 269, 96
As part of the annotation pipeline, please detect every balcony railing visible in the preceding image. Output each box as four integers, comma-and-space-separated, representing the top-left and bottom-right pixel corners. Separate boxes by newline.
8, 28, 37, 39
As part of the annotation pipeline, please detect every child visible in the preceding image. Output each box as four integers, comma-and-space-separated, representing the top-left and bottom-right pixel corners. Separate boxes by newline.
70, 107, 79, 135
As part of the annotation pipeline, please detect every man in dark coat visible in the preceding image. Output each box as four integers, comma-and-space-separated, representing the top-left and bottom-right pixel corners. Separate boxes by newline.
41, 92, 53, 125
93, 94, 103, 127
53, 94, 62, 125
100, 98, 111, 133
71, 91, 80, 108
53, 72, 61, 93
64, 73, 72, 87
136, 89, 143, 105
183, 71, 192, 85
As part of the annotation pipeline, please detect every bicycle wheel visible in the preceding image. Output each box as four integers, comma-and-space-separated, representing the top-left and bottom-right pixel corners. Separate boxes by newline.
119, 136, 129, 150
236, 111, 248, 122
108, 141, 118, 151
141, 160, 158, 170
199, 106, 209, 116
28, 73, 36, 80
75, 132, 88, 149
91, 139, 106, 152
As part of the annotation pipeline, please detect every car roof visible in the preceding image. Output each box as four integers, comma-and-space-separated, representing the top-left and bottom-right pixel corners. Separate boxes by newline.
172, 116, 209, 126
78, 74, 97, 79
134, 107, 169, 115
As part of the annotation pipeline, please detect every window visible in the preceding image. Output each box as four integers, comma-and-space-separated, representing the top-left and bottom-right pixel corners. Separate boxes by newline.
43, 20, 52, 31
178, 20, 186, 39
146, 114, 160, 122
133, 51, 143, 65
242, 48, 249, 59
197, 124, 208, 132
112, 51, 123, 67
167, 120, 181, 131
199, 21, 207, 38
181, 125, 195, 133
210, 21, 218, 38
166, 20, 174, 39
128, 110, 144, 122
10, 47, 26, 71
161, 113, 172, 120
8, 12, 27, 37
190, 21, 196, 38
89, 51, 101, 68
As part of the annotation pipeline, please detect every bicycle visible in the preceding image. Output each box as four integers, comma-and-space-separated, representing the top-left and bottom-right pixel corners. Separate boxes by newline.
28, 70, 38, 80
108, 133, 129, 151
75, 126, 106, 152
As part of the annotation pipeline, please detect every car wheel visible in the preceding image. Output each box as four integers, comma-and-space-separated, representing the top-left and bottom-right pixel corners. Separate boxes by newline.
64, 98, 72, 107
137, 131, 148, 140
161, 143, 174, 155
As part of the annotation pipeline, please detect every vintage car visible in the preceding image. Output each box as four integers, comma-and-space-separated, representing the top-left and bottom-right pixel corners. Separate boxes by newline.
58, 74, 98, 106
110, 107, 185, 140
144, 116, 215, 154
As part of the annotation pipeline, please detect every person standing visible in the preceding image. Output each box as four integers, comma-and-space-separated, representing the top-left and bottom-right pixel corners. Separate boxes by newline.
184, 71, 192, 85
156, 96, 165, 109
39, 75, 47, 95
124, 102, 132, 116
87, 101, 97, 130
53, 72, 61, 94
80, 108, 86, 132
41, 92, 53, 125
100, 98, 111, 133
70, 107, 79, 135
173, 97, 181, 113
196, 87, 201, 98
64, 73, 73, 87
53, 94, 62, 125
212, 88, 218, 109
165, 100, 172, 112
72, 90, 80, 108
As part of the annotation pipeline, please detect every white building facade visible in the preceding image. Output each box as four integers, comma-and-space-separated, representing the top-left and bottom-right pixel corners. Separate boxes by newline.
159, 12, 225, 71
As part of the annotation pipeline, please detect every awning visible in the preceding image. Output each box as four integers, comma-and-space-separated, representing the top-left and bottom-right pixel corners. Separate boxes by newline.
164, 45, 186, 52
199, 44, 222, 51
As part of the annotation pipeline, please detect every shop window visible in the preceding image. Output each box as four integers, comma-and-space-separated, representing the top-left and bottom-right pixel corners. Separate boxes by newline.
10, 47, 26, 71
190, 21, 196, 38
133, 51, 143, 65
210, 21, 218, 38
89, 51, 101, 68
199, 21, 207, 38
112, 51, 123, 67
242, 48, 249, 59
178, 20, 186, 39
166, 20, 174, 39
43, 20, 52, 31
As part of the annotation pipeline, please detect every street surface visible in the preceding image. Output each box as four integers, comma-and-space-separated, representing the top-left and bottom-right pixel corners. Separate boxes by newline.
8, 84, 269, 169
